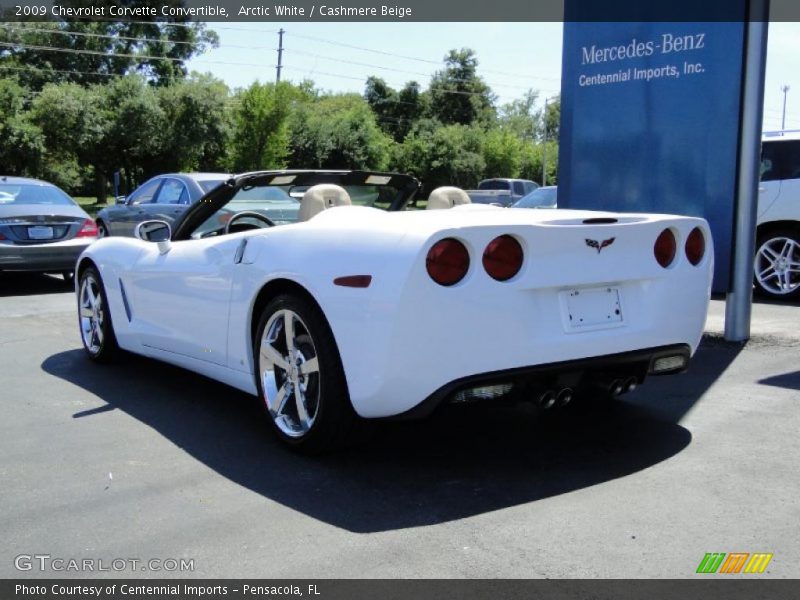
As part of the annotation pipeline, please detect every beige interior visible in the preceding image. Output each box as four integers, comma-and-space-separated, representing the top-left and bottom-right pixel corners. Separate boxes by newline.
426, 186, 471, 210
298, 184, 353, 221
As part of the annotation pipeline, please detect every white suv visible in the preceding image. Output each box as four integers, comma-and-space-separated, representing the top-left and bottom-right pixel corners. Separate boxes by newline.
756, 132, 800, 300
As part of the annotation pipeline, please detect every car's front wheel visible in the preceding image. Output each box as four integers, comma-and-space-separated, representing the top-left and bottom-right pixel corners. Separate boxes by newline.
77, 266, 119, 362
754, 228, 800, 300
254, 294, 358, 453
96, 220, 109, 238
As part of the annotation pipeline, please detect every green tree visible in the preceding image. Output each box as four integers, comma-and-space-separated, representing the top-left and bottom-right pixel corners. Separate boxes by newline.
428, 49, 495, 126
394, 123, 485, 195
541, 95, 560, 142
288, 94, 391, 170
519, 141, 558, 186
0, 79, 44, 177
482, 129, 523, 179
499, 90, 540, 141
229, 81, 298, 172
364, 77, 425, 142
157, 74, 231, 172
0, 6, 218, 90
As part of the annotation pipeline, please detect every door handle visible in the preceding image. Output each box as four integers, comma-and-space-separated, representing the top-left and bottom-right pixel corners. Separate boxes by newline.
758, 187, 767, 193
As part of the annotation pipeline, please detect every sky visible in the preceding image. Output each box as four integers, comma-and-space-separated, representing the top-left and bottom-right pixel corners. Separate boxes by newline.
185, 21, 799, 131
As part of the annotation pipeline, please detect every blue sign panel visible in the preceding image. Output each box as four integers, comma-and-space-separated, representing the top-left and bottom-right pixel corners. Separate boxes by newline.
559, 16, 747, 291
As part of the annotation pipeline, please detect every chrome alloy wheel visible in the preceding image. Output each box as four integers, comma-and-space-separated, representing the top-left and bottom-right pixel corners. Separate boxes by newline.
79, 273, 105, 354
755, 236, 800, 296
258, 309, 321, 438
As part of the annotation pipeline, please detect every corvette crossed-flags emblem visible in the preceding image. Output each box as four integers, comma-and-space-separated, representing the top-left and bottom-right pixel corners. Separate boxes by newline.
585, 237, 616, 253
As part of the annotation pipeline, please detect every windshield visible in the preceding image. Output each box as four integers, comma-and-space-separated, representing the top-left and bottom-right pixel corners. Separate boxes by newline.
513, 187, 557, 208
0, 183, 76, 206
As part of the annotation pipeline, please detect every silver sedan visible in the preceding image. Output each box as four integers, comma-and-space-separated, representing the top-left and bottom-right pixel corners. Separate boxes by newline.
0, 176, 97, 281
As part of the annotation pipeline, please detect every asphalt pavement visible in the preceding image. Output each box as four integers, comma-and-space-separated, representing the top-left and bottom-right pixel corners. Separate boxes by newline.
1, 272, 798, 578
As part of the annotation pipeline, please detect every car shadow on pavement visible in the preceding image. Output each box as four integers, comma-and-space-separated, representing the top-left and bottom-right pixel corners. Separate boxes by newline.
0, 272, 73, 297
41, 337, 740, 533
758, 370, 800, 391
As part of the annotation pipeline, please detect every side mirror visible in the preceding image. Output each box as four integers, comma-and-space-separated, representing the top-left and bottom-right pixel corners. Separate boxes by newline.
113, 195, 126, 206
135, 220, 172, 254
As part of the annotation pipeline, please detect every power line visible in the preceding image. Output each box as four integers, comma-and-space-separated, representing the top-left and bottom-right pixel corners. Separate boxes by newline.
284, 30, 561, 83
0, 23, 197, 46
286, 48, 536, 91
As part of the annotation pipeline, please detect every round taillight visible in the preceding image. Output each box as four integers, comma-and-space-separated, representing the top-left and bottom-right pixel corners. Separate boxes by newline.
654, 228, 677, 268
483, 235, 524, 281
685, 227, 705, 266
426, 238, 470, 286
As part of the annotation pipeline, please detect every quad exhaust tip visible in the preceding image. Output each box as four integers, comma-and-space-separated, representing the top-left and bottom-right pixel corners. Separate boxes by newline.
556, 387, 573, 406
537, 390, 557, 410
623, 376, 638, 393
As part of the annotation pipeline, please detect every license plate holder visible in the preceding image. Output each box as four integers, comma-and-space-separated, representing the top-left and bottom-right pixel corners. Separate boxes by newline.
562, 286, 624, 331
28, 225, 54, 240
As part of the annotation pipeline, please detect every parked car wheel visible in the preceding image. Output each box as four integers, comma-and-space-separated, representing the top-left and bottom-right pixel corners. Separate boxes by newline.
254, 294, 358, 453
96, 220, 109, 238
754, 228, 800, 300
77, 266, 119, 362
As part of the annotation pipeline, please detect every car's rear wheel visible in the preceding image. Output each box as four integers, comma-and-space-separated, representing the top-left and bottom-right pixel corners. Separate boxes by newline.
254, 294, 358, 454
77, 266, 119, 362
754, 228, 800, 300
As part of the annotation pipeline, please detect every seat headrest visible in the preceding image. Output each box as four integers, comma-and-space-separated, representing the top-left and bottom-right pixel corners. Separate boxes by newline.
426, 186, 471, 210
298, 184, 352, 221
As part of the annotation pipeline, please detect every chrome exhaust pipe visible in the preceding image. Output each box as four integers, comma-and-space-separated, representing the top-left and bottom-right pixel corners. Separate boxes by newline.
623, 376, 638, 394
608, 379, 624, 396
537, 390, 557, 410
556, 387, 574, 406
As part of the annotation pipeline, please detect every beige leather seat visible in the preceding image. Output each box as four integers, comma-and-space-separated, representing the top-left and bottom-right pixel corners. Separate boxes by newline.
298, 184, 352, 221
426, 186, 471, 210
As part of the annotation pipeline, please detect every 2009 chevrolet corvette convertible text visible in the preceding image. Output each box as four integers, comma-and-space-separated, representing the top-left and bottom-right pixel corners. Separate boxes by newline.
75, 170, 713, 453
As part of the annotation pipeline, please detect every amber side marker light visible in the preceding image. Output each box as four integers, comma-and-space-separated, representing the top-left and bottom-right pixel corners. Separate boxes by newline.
654, 228, 677, 268
483, 234, 524, 281
685, 227, 706, 266
426, 238, 470, 286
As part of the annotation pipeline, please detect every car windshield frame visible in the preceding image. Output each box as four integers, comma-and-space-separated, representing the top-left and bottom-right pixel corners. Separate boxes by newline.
172, 170, 420, 241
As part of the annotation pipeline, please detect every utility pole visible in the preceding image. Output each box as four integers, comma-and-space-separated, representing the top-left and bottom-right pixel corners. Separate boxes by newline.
542, 97, 549, 187
542, 95, 557, 186
276, 28, 285, 83
781, 84, 790, 131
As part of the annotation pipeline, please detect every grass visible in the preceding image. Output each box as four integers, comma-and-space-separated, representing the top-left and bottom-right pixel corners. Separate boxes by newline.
74, 196, 108, 218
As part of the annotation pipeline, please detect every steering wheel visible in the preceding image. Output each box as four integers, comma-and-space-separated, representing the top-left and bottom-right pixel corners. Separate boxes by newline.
224, 210, 276, 235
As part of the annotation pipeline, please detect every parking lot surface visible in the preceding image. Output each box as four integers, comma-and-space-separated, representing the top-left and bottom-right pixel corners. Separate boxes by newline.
1, 273, 799, 578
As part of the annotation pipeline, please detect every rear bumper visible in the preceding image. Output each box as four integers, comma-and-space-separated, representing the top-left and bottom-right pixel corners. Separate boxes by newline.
0, 238, 93, 271
395, 343, 690, 419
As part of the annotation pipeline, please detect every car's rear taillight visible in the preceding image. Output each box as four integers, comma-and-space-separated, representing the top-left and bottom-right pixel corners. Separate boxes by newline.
654, 228, 676, 268
426, 238, 469, 286
77, 219, 98, 238
483, 234, 523, 281
685, 227, 705, 266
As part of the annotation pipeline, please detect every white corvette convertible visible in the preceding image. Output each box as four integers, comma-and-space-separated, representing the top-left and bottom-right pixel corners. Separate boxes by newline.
76, 170, 713, 452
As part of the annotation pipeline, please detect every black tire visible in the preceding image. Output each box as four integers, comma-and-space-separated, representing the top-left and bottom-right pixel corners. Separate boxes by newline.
253, 293, 359, 454
77, 266, 120, 363
753, 227, 800, 300
96, 220, 109, 238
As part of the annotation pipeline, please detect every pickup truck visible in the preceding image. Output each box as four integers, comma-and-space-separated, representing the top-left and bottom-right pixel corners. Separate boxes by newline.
466, 178, 539, 206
